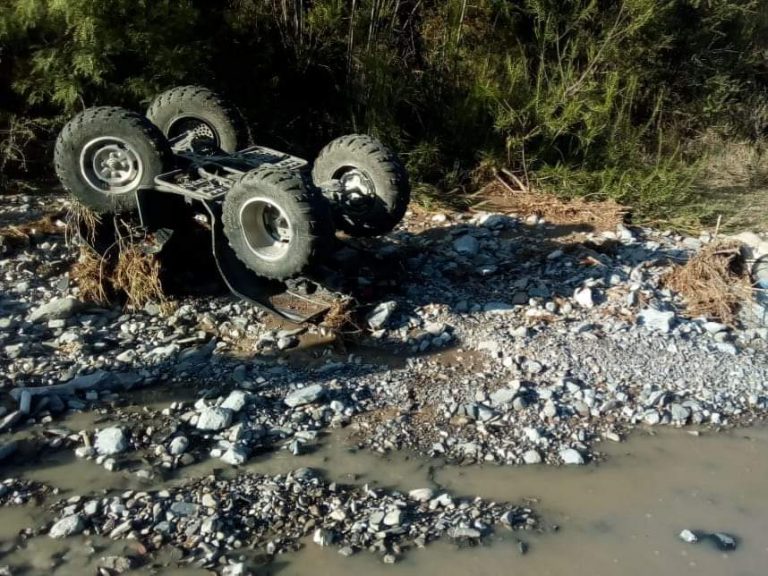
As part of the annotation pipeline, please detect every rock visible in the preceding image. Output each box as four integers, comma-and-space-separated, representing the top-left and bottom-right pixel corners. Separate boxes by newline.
383, 509, 403, 526
523, 449, 542, 464
28, 297, 82, 323
711, 532, 737, 551
313, 528, 333, 546
669, 403, 691, 423
679, 529, 698, 543
169, 502, 199, 517
559, 448, 585, 465
483, 301, 515, 313
408, 488, 434, 502
702, 321, 728, 334
638, 308, 675, 333
367, 301, 397, 330
18, 390, 32, 415
220, 445, 249, 465
221, 563, 248, 576
453, 234, 480, 256
168, 436, 189, 456
490, 388, 517, 406
196, 407, 233, 431
573, 287, 594, 309
448, 526, 481, 539
221, 390, 249, 412
49, 515, 85, 538
99, 556, 134, 573
284, 384, 325, 408
95, 427, 128, 456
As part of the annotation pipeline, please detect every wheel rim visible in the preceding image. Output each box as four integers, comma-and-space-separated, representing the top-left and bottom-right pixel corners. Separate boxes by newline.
336, 167, 377, 215
238, 197, 293, 262
79, 137, 144, 194
167, 116, 219, 150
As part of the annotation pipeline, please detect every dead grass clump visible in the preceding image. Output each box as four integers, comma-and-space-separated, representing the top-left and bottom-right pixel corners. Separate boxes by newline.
65, 201, 100, 246
665, 240, 750, 325
113, 243, 170, 312
0, 210, 67, 251
322, 298, 359, 332
478, 180, 629, 233
70, 245, 110, 305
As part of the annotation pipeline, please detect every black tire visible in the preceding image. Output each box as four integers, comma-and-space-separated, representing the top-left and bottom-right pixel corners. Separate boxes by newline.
146, 85, 250, 153
222, 166, 333, 280
311, 134, 410, 237
54, 107, 171, 214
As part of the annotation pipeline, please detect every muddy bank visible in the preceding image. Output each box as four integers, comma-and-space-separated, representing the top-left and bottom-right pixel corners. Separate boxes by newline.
2, 425, 767, 575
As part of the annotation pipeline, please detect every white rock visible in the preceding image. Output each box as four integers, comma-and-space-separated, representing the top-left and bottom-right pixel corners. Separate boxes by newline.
366, 301, 397, 329
196, 407, 233, 431
95, 427, 128, 456
573, 287, 594, 309
284, 384, 325, 408
679, 529, 698, 543
313, 528, 333, 546
221, 390, 249, 412
168, 436, 189, 456
559, 448, 585, 465
49, 514, 85, 538
523, 449, 542, 464
408, 488, 435, 502
29, 297, 82, 323
638, 308, 675, 333
220, 446, 249, 465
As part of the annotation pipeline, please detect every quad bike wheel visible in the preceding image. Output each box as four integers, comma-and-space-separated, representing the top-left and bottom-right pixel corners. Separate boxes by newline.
54, 107, 171, 214
312, 134, 410, 237
147, 85, 250, 153
222, 166, 332, 280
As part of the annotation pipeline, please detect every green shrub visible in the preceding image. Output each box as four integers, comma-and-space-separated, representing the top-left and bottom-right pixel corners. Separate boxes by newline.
1, 0, 766, 224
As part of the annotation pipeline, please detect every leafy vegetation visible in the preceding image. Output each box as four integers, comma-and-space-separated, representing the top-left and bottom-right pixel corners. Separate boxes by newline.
1, 0, 766, 227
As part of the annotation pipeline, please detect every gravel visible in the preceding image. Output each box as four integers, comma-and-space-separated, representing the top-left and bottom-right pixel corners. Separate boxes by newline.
1, 192, 767, 570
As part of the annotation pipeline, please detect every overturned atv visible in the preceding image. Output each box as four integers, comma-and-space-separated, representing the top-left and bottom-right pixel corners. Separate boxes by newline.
54, 86, 410, 321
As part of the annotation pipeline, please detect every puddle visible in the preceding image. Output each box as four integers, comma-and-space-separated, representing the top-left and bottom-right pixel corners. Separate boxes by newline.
3, 425, 768, 575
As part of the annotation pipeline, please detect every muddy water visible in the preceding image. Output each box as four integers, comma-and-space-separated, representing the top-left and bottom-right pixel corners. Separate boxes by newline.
4, 427, 768, 575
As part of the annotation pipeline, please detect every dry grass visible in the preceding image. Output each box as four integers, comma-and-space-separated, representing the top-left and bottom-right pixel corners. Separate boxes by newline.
69, 245, 111, 305
65, 201, 100, 246
113, 243, 170, 312
665, 240, 751, 325
475, 180, 629, 233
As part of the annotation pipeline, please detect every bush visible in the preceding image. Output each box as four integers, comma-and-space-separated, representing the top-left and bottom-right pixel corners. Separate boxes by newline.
1, 0, 766, 225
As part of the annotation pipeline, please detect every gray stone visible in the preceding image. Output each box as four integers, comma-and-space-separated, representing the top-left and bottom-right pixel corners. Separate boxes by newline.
168, 436, 189, 456
366, 301, 397, 330
221, 390, 249, 412
196, 407, 233, 431
220, 445, 249, 465
408, 488, 434, 502
29, 297, 82, 323
448, 526, 481, 539
169, 502, 199, 517
669, 403, 691, 423
638, 308, 675, 333
489, 388, 517, 406
711, 532, 737, 551
95, 427, 128, 456
523, 449, 542, 464
313, 528, 333, 546
284, 384, 325, 408
453, 235, 480, 256
49, 514, 85, 538
559, 448, 585, 465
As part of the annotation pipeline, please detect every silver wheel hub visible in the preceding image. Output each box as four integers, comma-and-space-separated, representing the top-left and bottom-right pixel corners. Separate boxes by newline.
80, 137, 143, 193
340, 169, 374, 201
239, 198, 293, 262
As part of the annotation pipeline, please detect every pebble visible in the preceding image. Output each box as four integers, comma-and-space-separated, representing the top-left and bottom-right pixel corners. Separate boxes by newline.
284, 384, 325, 408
